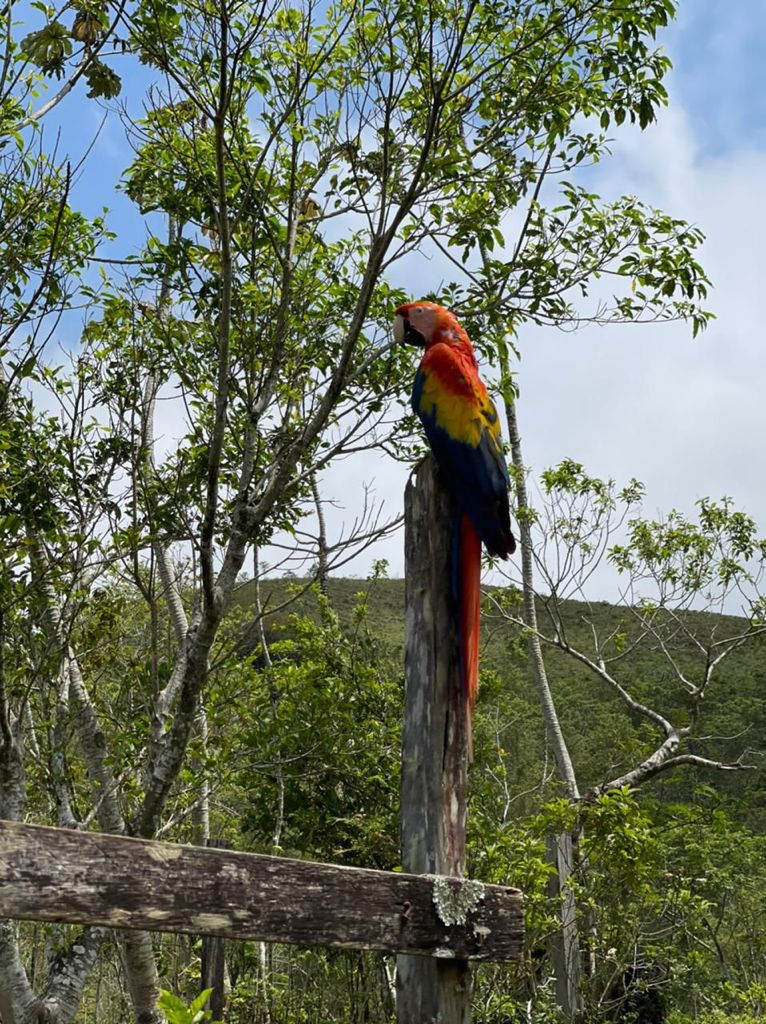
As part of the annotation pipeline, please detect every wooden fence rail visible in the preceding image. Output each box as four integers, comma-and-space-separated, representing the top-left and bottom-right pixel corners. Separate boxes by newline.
0, 820, 522, 961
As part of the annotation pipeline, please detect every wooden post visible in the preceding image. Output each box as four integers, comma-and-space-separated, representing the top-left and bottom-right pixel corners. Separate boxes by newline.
398, 458, 473, 1024
201, 839, 227, 1020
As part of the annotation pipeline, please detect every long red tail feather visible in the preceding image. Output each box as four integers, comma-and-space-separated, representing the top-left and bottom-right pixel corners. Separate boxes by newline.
458, 513, 482, 717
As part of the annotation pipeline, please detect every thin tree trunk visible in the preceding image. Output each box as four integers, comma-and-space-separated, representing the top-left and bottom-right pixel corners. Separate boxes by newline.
0, 920, 37, 1024
503, 387, 582, 1020
191, 704, 215, 1016
0, 793, 28, 1019
310, 472, 329, 596
191, 704, 211, 846
546, 834, 581, 1016
253, 547, 280, 1024
503, 391, 578, 798
122, 931, 161, 1024
41, 927, 108, 1023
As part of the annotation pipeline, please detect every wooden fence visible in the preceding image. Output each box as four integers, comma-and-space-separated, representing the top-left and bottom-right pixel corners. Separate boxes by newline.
0, 458, 523, 1024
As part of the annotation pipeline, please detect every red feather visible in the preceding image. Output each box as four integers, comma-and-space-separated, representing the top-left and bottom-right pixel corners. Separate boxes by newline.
458, 513, 482, 714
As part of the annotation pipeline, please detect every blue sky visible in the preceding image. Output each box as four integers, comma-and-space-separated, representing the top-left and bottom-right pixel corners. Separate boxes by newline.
667, 1, 766, 156
29, 2, 766, 598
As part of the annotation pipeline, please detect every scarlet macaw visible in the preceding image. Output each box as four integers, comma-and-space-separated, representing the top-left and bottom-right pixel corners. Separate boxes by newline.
394, 301, 515, 720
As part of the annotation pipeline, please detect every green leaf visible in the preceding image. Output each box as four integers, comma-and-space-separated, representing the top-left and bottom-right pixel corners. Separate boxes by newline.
21, 22, 72, 77
83, 59, 121, 99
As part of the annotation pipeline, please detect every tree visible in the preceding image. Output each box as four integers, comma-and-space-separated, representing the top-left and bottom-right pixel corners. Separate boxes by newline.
1, 0, 715, 1020
496, 463, 763, 795
482, 459, 764, 1017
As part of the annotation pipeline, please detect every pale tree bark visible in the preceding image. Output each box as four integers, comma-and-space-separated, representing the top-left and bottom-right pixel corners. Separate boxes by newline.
0, 706, 25, 824
0, 600, 25, 824
503, 391, 578, 799
29, 550, 164, 1024
138, 218, 195, 749
49, 664, 77, 829
252, 550, 284, 851
139, 215, 189, 654
154, 545, 189, 644
190, 705, 213, 1014
253, 547, 282, 1024
0, 921, 37, 1024
0, 647, 36, 1024
121, 931, 161, 1024
139, 285, 211, 852
0, 925, 107, 1024
310, 472, 330, 596
40, 926, 109, 1023
67, 656, 125, 836
190, 705, 211, 847
546, 834, 581, 1017
503, 386, 582, 1020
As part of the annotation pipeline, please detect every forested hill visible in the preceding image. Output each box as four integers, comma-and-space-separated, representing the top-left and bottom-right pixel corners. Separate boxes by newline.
238, 575, 766, 829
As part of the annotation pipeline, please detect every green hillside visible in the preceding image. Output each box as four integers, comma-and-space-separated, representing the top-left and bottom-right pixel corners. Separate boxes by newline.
219, 575, 766, 1021
235, 574, 766, 825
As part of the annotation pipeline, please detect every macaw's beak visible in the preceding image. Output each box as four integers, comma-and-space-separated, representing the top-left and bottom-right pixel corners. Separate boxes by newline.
393, 313, 425, 347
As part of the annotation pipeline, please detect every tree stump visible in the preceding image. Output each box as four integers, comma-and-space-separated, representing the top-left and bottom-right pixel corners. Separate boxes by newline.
397, 458, 472, 1024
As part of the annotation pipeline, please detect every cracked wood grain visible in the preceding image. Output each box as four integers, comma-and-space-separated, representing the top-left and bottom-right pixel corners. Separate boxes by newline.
0, 819, 522, 961
397, 460, 511, 1023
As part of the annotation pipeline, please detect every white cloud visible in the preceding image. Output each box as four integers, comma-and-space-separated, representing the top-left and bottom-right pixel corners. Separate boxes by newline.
315, 94, 766, 594
521, 104, 766, 500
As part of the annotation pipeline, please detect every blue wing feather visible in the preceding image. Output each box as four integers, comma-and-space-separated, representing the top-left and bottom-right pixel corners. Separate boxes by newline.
412, 367, 513, 557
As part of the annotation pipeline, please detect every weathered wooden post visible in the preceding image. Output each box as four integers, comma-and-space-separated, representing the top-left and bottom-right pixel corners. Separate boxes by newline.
398, 457, 473, 1024
201, 839, 228, 1020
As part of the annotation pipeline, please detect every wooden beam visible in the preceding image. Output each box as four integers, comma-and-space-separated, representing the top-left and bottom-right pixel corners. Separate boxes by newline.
0, 819, 522, 961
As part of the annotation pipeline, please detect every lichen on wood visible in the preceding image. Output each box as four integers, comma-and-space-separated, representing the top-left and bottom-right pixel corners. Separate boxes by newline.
431, 877, 486, 928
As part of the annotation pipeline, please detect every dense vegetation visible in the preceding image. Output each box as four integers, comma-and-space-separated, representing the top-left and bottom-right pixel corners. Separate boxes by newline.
252, 574, 766, 826
117, 573, 766, 1022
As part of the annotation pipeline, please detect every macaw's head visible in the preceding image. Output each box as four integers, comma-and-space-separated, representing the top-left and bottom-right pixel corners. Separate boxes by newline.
393, 301, 471, 350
